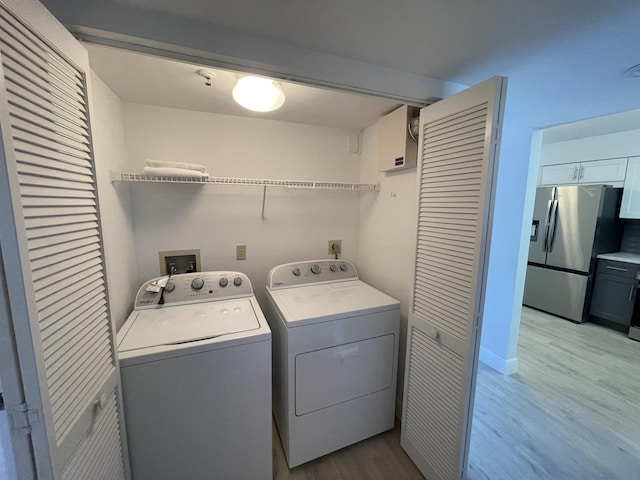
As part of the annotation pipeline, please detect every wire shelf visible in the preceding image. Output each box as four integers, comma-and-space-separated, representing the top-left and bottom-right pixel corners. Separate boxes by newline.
110, 171, 379, 191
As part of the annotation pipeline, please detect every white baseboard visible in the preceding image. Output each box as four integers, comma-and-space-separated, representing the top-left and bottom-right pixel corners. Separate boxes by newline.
479, 347, 518, 375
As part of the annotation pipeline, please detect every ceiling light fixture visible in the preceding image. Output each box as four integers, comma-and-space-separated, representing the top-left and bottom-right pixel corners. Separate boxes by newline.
232, 76, 285, 112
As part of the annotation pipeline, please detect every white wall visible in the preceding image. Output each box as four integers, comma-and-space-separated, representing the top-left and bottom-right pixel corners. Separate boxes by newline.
122, 104, 363, 308
456, 3, 640, 375
357, 123, 418, 410
89, 71, 138, 330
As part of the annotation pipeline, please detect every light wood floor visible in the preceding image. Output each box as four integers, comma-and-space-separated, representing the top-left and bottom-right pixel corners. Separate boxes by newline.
273, 307, 640, 479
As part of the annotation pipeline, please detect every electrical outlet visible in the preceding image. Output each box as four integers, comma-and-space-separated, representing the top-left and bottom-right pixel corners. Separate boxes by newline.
236, 245, 247, 261
328, 240, 342, 254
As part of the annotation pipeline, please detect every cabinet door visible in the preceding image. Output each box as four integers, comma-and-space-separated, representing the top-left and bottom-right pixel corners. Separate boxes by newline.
539, 163, 580, 185
589, 273, 635, 326
620, 157, 640, 218
579, 157, 627, 184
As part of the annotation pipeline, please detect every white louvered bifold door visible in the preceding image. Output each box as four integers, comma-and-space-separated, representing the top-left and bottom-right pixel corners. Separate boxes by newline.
400, 77, 507, 480
0, 1, 127, 479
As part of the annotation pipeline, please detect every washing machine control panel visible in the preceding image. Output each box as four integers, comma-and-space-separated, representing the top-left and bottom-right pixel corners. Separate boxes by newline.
267, 260, 358, 289
134, 271, 253, 309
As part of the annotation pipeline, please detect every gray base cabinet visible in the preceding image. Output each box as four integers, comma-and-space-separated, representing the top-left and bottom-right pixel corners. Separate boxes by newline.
589, 260, 637, 327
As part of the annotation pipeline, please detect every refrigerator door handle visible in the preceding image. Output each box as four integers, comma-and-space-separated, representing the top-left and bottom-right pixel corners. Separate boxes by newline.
548, 199, 559, 252
543, 199, 553, 252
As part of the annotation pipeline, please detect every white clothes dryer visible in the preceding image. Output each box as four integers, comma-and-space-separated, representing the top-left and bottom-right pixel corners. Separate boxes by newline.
118, 271, 271, 480
264, 260, 400, 468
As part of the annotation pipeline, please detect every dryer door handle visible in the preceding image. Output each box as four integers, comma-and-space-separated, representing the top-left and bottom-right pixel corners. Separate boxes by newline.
337, 345, 360, 360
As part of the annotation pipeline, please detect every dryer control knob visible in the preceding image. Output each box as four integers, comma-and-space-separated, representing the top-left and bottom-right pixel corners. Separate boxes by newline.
292, 267, 301, 276
219, 278, 228, 287
191, 277, 204, 290
310, 264, 321, 275
233, 276, 243, 287
164, 281, 175, 292
339, 264, 348, 272
329, 264, 337, 272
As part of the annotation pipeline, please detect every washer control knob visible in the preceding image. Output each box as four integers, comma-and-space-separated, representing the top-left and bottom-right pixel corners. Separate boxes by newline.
339, 264, 348, 272
330, 264, 337, 272
310, 264, 321, 275
191, 277, 204, 290
292, 267, 301, 276
219, 277, 228, 287
233, 276, 243, 287
164, 281, 175, 292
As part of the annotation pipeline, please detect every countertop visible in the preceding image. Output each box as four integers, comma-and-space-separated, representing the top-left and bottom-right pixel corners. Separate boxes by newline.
597, 252, 640, 264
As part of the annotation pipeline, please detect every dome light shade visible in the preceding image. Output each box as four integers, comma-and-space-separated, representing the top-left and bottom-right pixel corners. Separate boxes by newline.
232, 76, 285, 112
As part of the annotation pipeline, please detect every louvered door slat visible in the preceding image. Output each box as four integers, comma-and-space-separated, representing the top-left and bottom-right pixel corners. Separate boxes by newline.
24, 206, 97, 219
426, 102, 488, 131
9, 107, 89, 147
17, 152, 92, 175
42, 302, 106, 352
45, 310, 107, 386
7, 89, 87, 140
9, 96, 89, 138
29, 234, 98, 261
28, 229, 100, 252
38, 289, 103, 330
46, 319, 108, 396
13, 128, 91, 160
5, 68, 86, 119
0, 2, 126, 477
31, 241, 99, 270
7, 82, 87, 128
5, 74, 87, 132
61, 392, 125, 480
53, 345, 112, 439
25, 213, 98, 230
401, 77, 506, 480
0, 48, 86, 106
0, 8, 83, 86
38, 274, 104, 316
27, 222, 100, 241
33, 256, 102, 293
0, 20, 86, 103
40, 298, 105, 347
404, 328, 462, 480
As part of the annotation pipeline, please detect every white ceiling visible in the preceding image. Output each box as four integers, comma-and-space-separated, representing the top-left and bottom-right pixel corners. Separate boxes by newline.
81, 0, 634, 82
44, 0, 640, 137
85, 43, 402, 130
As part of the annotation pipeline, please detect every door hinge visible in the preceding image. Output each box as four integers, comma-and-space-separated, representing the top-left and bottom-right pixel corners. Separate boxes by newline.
474, 313, 482, 332
8, 403, 39, 435
493, 124, 501, 146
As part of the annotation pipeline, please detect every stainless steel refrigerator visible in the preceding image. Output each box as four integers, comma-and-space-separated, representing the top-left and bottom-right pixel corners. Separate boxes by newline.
523, 185, 622, 322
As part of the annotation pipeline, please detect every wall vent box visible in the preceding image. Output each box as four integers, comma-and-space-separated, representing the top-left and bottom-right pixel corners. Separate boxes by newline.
159, 249, 201, 275
377, 105, 419, 172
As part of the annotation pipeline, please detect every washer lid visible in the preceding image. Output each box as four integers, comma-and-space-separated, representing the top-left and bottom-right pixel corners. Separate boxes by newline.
118, 299, 259, 352
268, 280, 399, 326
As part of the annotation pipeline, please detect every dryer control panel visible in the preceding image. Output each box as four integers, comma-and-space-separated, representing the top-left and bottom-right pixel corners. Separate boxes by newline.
267, 260, 358, 289
134, 271, 253, 309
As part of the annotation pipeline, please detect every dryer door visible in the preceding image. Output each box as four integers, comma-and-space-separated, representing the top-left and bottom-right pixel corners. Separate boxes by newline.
295, 333, 394, 415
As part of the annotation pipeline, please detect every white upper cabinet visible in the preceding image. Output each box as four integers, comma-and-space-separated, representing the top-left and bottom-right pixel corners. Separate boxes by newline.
620, 157, 640, 218
539, 162, 581, 185
539, 157, 628, 186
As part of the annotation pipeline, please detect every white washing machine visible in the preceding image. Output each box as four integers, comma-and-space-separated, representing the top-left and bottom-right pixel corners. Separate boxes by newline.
118, 271, 271, 480
264, 260, 400, 468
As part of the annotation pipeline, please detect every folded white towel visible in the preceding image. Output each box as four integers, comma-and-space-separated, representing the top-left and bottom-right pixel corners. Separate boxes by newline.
146, 159, 207, 173
142, 166, 210, 178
